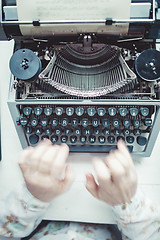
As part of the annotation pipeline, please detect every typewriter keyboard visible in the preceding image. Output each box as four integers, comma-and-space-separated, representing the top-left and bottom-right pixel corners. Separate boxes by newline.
17, 105, 154, 153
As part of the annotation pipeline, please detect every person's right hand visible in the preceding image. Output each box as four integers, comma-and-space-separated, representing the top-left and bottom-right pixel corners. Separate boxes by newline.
86, 140, 137, 206
18, 140, 74, 202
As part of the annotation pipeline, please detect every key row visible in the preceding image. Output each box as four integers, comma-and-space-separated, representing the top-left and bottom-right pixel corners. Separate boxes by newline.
25, 126, 143, 137
22, 106, 151, 117
29, 134, 147, 146
20, 117, 152, 128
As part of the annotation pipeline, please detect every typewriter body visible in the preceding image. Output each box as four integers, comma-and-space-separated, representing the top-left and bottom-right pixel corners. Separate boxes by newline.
1, 0, 160, 157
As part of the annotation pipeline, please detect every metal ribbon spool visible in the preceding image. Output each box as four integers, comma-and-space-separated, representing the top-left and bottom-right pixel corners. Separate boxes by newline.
135, 49, 160, 82
10, 48, 42, 81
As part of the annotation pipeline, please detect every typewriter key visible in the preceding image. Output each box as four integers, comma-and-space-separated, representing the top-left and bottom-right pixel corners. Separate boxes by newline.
29, 134, 39, 144
137, 136, 147, 146
9, 49, 42, 81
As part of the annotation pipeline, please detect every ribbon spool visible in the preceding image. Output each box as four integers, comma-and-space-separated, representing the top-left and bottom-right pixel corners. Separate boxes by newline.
9, 48, 42, 81
135, 49, 160, 81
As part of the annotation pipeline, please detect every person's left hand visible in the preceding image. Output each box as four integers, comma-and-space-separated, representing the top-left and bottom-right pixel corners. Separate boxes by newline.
18, 140, 74, 202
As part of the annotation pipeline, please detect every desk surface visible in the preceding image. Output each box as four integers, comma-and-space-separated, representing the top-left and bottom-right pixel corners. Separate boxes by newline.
1, 40, 160, 224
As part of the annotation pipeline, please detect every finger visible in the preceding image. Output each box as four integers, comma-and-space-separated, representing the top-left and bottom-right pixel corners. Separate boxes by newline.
117, 140, 133, 165
85, 173, 99, 199
18, 147, 34, 174
51, 144, 69, 178
105, 152, 126, 184
107, 149, 130, 172
60, 164, 75, 194
92, 157, 111, 185
38, 145, 60, 174
29, 140, 52, 170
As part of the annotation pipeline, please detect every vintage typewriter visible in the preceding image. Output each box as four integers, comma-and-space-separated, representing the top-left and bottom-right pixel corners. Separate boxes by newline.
1, 0, 160, 157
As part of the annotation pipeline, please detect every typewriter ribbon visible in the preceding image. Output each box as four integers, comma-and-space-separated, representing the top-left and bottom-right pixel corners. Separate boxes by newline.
9, 49, 42, 81
135, 49, 160, 82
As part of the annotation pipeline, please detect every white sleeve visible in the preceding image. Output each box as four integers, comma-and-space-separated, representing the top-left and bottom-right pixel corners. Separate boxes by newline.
112, 188, 160, 240
0, 184, 50, 238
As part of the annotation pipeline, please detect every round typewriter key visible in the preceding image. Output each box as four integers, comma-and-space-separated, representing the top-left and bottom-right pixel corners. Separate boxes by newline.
34, 107, 43, 116
108, 107, 116, 116
92, 118, 100, 127
41, 135, 49, 141
51, 118, 58, 127
30, 118, 38, 127
112, 119, 120, 128
117, 136, 125, 142
71, 118, 79, 127
129, 107, 138, 117
70, 135, 77, 144
40, 118, 48, 127
98, 136, 106, 144
97, 107, 106, 116
94, 128, 101, 136
126, 136, 135, 144
54, 128, 62, 136
123, 129, 131, 136
23, 107, 32, 116
83, 128, 91, 136
123, 119, 131, 128
133, 119, 141, 128
65, 128, 72, 136
51, 135, 58, 144
81, 118, 89, 127
107, 136, 115, 144
25, 126, 32, 134
137, 136, 147, 146
74, 128, 81, 136
133, 129, 141, 136
114, 129, 121, 136
119, 107, 128, 117
144, 118, 152, 126
87, 107, 96, 117
135, 49, 160, 81
44, 107, 52, 116
66, 107, 74, 116
61, 118, 69, 127
103, 128, 110, 136
29, 134, 39, 144
35, 127, 42, 135
60, 135, 68, 143
20, 117, 28, 126
140, 107, 149, 117
89, 136, 96, 144
55, 107, 63, 116
44, 127, 52, 136
9, 48, 42, 81
80, 136, 87, 143
75, 107, 84, 116
102, 119, 109, 127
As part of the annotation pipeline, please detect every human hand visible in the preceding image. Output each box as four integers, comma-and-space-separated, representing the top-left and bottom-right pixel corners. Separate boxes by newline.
18, 140, 74, 202
85, 140, 137, 206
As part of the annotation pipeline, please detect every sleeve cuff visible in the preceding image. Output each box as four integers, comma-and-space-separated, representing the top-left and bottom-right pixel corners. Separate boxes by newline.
112, 187, 145, 215
17, 183, 50, 211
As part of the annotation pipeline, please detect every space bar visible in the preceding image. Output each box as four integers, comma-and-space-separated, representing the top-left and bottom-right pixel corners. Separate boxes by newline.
69, 145, 133, 153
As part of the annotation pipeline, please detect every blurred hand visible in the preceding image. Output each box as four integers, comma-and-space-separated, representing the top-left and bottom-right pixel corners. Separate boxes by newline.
18, 140, 74, 202
86, 140, 137, 206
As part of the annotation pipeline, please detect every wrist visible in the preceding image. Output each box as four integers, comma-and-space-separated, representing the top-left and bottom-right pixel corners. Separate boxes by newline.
19, 183, 51, 210
112, 187, 144, 213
